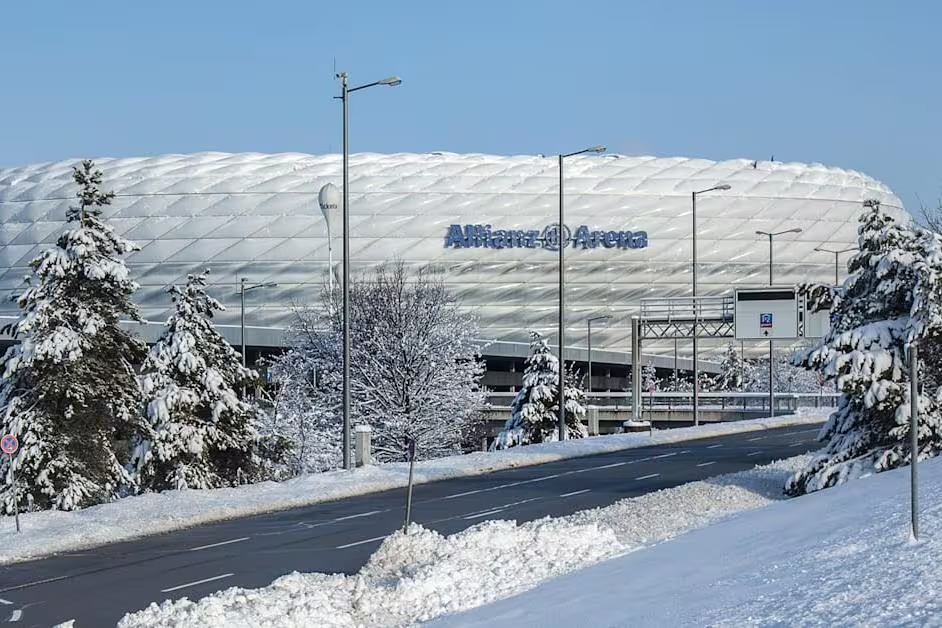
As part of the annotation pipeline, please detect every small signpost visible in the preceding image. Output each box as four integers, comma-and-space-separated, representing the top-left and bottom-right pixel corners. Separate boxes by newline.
403, 436, 417, 534
1, 434, 20, 533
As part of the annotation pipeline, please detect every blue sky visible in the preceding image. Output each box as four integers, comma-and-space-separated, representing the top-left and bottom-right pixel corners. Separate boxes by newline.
1, 0, 938, 210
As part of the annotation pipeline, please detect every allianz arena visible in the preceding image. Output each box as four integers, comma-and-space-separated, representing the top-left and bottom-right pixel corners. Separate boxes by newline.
0, 151, 908, 388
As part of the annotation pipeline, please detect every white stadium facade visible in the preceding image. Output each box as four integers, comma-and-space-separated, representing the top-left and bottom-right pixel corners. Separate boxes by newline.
0, 151, 908, 392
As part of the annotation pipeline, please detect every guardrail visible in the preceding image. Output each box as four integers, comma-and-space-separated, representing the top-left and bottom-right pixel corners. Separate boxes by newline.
640, 295, 735, 321
484, 391, 840, 411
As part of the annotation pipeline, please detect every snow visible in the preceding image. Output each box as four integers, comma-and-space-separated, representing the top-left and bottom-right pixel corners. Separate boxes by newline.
118, 429, 939, 628
0, 412, 826, 565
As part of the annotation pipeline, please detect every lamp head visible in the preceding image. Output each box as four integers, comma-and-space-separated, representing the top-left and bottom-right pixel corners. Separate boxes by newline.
714, 184, 732, 191
589, 144, 606, 153
378, 76, 402, 86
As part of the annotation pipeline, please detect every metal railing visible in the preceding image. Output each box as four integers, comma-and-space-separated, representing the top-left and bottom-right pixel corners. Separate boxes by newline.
640, 295, 735, 322
485, 390, 839, 412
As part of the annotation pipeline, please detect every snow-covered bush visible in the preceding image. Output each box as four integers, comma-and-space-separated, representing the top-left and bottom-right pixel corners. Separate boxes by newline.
492, 331, 588, 449
0, 161, 146, 512
267, 262, 487, 470
785, 202, 942, 495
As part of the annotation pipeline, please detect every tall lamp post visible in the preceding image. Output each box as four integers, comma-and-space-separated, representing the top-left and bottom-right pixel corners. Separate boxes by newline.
240, 278, 278, 394
557, 145, 606, 442
586, 315, 612, 395
318, 182, 341, 293
814, 245, 856, 286
335, 71, 401, 470
691, 184, 731, 426
756, 228, 803, 417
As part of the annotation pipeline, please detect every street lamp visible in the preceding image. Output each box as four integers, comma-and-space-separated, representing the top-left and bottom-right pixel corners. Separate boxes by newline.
586, 315, 612, 395
690, 183, 731, 427
318, 182, 341, 293
755, 227, 803, 417
814, 245, 856, 286
240, 278, 278, 396
335, 71, 401, 470
557, 144, 606, 442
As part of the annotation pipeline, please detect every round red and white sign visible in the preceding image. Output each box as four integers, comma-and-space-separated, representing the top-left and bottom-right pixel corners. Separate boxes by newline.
0, 434, 17, 455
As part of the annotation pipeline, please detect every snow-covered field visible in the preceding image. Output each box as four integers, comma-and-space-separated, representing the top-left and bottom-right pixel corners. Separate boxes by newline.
118, 445, 940, 628
0, 412, 826, 565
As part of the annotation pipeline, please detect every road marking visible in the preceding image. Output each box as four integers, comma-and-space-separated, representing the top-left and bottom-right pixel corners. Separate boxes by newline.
706, 444, 723, 449
463, 508, 506, 520
0, 574, 69, 592
0, 599, 10, 605
789, 441, 805, 447
187, 537, 250, 552
696, 461, 716, 467
652, 452, 677, 459
747, 451, 763, 457
336, 535, 388, 549
589, 461, 627, 471
747, 436, 765, 442
334, 510, 382, 522
559, 489, 591, 497
160, 573, 234, 594
635, 473, 660, 481
9, 609, 21, 622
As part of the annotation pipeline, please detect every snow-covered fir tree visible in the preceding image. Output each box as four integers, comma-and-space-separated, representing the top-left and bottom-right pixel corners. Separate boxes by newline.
785, 202, 942, 496
131, 270, 261, 491
641, 363, 659, 393
269, 262, 487, 467
0, 161, 146, 512
492, 331, 587, 449
714, 343, 745, 391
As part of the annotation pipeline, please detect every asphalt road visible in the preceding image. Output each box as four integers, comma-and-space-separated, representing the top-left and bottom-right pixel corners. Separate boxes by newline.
0, 424, 823, 627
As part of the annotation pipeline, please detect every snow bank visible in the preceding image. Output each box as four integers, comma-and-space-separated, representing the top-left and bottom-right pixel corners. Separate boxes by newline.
433, 458, 942, 627
0, 411, 827, 565
118, 454, 813, 627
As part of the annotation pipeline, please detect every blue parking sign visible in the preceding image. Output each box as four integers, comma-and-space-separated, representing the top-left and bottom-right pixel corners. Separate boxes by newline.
760, 313, 773, 328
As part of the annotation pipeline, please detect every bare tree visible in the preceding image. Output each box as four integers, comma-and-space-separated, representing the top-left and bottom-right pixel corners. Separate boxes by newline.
266, 262, 488, 471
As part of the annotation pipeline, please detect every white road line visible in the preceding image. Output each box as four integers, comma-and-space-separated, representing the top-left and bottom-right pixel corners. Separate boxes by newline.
336, 535, 388, 549
635, 473, 660, 481
160, 573, 234, 594
747, 451, 763, 457
789, 441, 805, 447
706, 444, 723, 449
334, 510, 382, 522
463, 508, 506, 520
652, 452, 677, 459
696, 461, 716, 467
187, 537, 250, 552
590, 461, 627, 471
0, 599, 10, 605
747, 436, 765, 442
559, 489, 591, 497
9, 609, 22, 622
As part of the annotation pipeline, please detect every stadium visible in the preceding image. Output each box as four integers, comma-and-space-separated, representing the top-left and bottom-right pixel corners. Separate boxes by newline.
0, 151, 908, 391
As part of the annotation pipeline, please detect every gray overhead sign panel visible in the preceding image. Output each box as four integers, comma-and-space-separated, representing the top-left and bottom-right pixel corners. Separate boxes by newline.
734, 287, 800, 340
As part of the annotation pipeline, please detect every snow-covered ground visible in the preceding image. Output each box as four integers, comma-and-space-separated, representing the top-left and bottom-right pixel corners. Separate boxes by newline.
0, 412, 826, 565
118, 442, 940, 628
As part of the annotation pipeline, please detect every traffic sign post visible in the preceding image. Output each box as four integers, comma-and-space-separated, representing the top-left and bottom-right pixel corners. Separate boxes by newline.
402, 436, 417, 534
1, 434, 19, 533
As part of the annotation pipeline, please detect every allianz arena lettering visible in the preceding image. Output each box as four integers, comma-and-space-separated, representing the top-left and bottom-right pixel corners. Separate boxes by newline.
444, 223, 649, 251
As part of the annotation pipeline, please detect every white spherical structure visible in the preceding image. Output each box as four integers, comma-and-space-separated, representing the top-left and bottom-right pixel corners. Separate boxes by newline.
0, 151, 908, 358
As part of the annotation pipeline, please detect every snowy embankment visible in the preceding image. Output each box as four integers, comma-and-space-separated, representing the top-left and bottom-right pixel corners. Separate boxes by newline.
0, 411, 827, 565
120, 445, 941, 628
118, 451, 819, 627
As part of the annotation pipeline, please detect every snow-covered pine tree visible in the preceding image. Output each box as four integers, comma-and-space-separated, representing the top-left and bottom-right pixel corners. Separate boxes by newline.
0, 160, 146, 512
642, 363, 658, 392
715, 343, 745, 391
132, 270, 261, 491
785, 202, 942, 495
492, 331, 587, 449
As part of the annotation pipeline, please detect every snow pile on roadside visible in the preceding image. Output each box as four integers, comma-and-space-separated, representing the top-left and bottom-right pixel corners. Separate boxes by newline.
0, 411, 827, 565
118, 455, 811, 627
